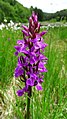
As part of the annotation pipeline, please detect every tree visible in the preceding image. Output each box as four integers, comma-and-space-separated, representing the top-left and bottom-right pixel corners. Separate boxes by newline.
33, 7, 44, 21
2, 0, 16, 6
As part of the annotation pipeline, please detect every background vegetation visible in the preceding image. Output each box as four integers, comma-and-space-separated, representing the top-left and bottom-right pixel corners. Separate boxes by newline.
0, 0, 31, 23
0, 0, 67, 23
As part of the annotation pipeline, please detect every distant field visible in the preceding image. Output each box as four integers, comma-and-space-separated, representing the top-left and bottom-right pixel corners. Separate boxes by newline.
0, 27, 67, 119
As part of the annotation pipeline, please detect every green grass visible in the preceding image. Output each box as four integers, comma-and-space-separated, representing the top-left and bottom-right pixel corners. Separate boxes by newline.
0, 28, 22, 87
0, 27, 67, 119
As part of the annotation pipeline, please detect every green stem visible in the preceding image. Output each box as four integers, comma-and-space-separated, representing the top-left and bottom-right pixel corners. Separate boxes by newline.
27, 86, 32, 119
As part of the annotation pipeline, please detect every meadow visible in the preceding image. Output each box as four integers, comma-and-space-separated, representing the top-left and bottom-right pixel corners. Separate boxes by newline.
0, 26, 67, 119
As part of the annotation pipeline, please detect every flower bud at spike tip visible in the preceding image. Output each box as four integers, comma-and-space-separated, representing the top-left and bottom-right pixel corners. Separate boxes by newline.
14, 12, 48, 96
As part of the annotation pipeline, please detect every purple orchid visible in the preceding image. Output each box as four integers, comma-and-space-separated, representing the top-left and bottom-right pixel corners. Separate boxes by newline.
14, 12, 48, 96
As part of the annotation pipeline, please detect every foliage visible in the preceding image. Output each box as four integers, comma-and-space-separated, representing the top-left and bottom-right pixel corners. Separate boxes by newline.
2, 0, 16, 6
0, 0, 31, 23
0, 9, 5, 23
